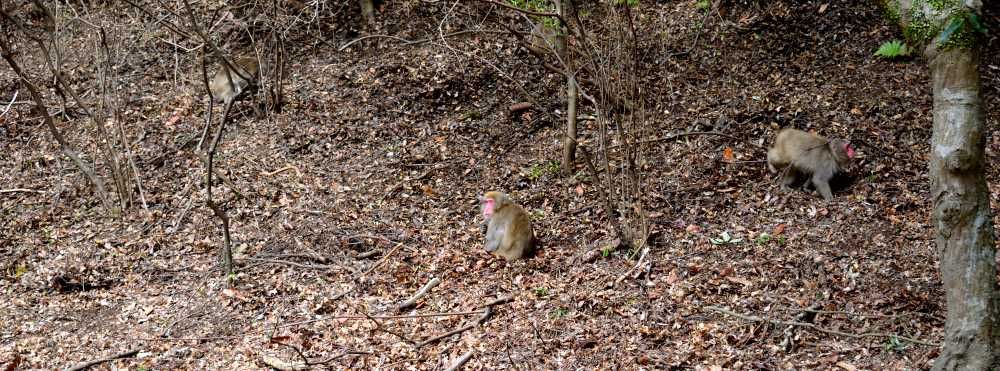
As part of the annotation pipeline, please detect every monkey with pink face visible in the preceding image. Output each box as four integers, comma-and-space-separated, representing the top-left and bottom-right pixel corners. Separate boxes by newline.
767, 128, 856, 201
479, 191, 535, 260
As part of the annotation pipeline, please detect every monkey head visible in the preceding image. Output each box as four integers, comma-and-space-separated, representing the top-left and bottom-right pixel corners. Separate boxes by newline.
479, 191, 508, 220
829, 139, 856, 168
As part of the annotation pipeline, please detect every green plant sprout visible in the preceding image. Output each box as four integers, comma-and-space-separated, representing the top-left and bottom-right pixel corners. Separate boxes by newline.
875, 40, 911, 59
710, 231, 742, 245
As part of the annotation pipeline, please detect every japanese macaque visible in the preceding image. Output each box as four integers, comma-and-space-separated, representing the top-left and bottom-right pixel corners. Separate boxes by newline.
209, 57, 259, 105
767, 128, 856, 201
480, 191, 535, 261
199, 57, 259, 149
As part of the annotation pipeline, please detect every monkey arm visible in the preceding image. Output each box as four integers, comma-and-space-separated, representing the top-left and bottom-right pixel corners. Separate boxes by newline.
811, 172, 834, 201
485, 222, 505, 252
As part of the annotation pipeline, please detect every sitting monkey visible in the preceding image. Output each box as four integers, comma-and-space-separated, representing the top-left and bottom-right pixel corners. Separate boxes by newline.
479, 191, 535, 260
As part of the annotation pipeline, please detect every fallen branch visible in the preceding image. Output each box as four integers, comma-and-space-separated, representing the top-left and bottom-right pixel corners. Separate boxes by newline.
259, 354, 306, 371
356, 250, 379, 259
418, 306, 493, 348
397, 277, 442, 312
363, 312, 416, 345
444, 350, 474, 371
263, 165, 300, 177
780, 303, 821, 352
355, 241, 405, 280
241, 258, 355, 273
278, 310, 486, 329
705, 306, 938, 346
64, 349, 140, 371
0, 90, 16, 118
479, 295, 513, 308
614, 245, 648, 286
417, 295, 516, 348
0, 188, 43, 194
508, 102, 532, 113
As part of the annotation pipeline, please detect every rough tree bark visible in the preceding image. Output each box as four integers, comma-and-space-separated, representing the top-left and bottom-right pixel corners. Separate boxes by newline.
928, 47, 999, 371
556, 0, 578, 175
887, 0, 999, 369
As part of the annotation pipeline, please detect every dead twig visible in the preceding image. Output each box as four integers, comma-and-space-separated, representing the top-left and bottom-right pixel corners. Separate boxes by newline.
480, 295, 513, 308
444, 350, 474, 371
779, 303, 821, 352
259, 354, 306, 371
417, 295, 515, 348
705, 306, 938, 346
270, 339, 310, 368
397, 277, 442, 312
241, 258, 349, 271
355, 241, 405, 280
363, 312, 416, 345
613, 245, 648, 286
309, 350, 371, 365
0, 90, 16, 118
263, 165, 300, 177
64, 349, 141, 371
278, 310, 486, 329
418, 306, 493, 348
0, 188, 43, 194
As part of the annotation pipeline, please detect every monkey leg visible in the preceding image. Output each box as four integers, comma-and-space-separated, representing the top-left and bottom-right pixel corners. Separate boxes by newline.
811, 175, 835, 201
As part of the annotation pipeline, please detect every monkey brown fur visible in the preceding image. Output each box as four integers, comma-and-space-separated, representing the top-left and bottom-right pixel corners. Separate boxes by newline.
480, 191, 534, 261
208, 57, 259, 104
767, 128, 855, 201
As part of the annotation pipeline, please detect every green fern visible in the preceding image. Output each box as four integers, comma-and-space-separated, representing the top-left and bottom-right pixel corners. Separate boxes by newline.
875, 40, 911, 59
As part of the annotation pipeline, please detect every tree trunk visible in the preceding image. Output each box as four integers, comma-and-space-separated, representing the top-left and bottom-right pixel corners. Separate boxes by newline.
556, 0, 577, 175
928, 46, 1000, 370
883, 1, 999, 367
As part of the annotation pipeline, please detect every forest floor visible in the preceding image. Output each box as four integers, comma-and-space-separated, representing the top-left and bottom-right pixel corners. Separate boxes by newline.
4, 1, 1000, 369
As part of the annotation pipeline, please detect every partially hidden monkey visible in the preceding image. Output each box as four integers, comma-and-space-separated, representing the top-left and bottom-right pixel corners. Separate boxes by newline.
767, 128, 856, 201
480, 191, 535, 261
209, 57, 259, 107
200, 57, 259, 148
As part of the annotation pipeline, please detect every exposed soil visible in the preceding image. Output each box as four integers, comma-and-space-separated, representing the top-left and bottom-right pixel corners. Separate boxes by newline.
3, 0, 1000, 369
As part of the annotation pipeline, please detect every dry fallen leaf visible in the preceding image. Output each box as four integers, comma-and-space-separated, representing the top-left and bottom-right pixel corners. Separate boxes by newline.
665, 268, 680, 284
726, 276, 752, 286
722, 147, 735, 162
